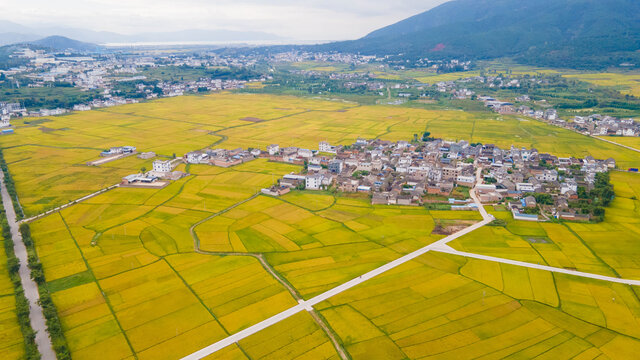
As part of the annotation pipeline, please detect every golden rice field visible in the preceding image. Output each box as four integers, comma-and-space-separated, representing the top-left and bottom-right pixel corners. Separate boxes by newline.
564, 72, 640, 97
1, 92, 638, 216
24, 155, 485, 359
27, 161, 308, 359
195, 191, 476, 298
4, 92, 640, 359
449, 172, 640, 281
599, 136, 640, 150
309, 251, 640, 359
0, 234, 25, 359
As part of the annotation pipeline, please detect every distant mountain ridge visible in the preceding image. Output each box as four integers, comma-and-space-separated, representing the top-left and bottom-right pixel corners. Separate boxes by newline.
0, 20, 284, 46
318, 0, 640, 69
29, 36, 101, 52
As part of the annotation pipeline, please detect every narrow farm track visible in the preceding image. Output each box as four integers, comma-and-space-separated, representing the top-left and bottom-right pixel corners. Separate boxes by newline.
182, 167, 640, 359
591, 135, 640, 153
180, 174, 496, 359
0, 170, 56, 360
190, 193, 349, 360
432, 246, 640, 286
20, 184, 120, 224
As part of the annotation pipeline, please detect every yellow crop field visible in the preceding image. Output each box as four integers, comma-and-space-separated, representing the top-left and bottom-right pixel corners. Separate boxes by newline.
309, 252, 640, 360
600, 136, 640, 150
51, 282, 133, 360
1, 92, 638, 216
194, 192, 440, 298
280, 191, 335, 211
0, 211, 27, 359
449, 172, 640, 283
0, 230, 24, 360
165, 253, 298, 333
564, 72, 640, 97
0, 295, 24, 359
238, 312, 340, 359
5, 91, 640, 359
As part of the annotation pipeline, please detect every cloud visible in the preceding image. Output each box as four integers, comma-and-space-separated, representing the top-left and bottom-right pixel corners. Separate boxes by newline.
0, 0, 450, 40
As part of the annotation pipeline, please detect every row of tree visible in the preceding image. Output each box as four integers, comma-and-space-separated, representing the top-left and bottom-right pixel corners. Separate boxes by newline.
0, 206, 39, 359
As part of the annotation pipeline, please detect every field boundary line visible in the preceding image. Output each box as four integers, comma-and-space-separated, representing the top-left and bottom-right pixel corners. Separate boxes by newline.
190, 193, 349, 359
181, 215, 493, 359
180, 168, 494, 359
58, 213, 138, 358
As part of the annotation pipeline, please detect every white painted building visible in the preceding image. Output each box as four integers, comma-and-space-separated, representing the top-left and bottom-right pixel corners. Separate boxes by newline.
561, 179, 578, 194
297, 149, 313, 158
305, 174, 323, 190
456, 175, 475, 186
516, 183, 536, 192
185, 152, 208, 164
153, 160, 173, 173
0, 116, 10, 128
536, 170, 558, 182
267, 144, 280, 156
319, 141, 336, 153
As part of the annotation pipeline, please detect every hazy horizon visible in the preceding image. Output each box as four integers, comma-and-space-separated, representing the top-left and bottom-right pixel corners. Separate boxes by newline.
0, 0, 450, 41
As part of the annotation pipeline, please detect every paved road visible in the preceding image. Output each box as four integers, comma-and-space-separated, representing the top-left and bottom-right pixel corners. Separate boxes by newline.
0, 172, 56, 359
181, 172, 494, 360
433, 246, 640, 286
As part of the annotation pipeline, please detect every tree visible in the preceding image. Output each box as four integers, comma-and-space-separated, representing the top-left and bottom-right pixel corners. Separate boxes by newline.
140, 167, 147, 173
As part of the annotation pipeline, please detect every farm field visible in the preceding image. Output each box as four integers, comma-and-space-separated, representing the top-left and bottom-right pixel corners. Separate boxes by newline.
0, 227, 26, 359
27, 161, 309, 359
25, 155, 487, 359
449, 171, 640, 280
3, 92, 640, 359
195, 191, 474, 298
599, 136, 640, 150
1, 93, 639, 217
563, 72, 640, 97
308, 252, 640, 359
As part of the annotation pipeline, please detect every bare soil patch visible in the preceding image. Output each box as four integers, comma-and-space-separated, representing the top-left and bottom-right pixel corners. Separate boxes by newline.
240, 117, 265, 123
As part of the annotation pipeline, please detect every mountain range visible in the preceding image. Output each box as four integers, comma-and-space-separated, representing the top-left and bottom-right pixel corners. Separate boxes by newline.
2, 0, 640, 69
318, 0, 640, 69
0, 20, 284, 46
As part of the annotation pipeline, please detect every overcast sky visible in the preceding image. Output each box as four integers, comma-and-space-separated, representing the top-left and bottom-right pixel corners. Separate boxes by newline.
1, 0, 450, 40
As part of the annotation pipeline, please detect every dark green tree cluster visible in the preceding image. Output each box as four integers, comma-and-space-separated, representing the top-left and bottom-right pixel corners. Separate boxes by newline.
0, 205, 39, 359
572, 172, 614, 222
0, 150, 24, 219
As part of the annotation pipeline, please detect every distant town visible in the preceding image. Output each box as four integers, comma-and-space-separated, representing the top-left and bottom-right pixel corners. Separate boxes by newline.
1, 44, 637, 140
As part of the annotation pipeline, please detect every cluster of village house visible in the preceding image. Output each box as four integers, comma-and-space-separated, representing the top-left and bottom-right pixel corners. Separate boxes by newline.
480, 96, 639, 137
112, 137, 616, 222
567, 115, 638, 137
261, 139, 615, 221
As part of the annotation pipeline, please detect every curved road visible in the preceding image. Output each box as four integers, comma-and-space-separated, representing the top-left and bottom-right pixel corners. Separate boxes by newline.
0, 172, 56, 360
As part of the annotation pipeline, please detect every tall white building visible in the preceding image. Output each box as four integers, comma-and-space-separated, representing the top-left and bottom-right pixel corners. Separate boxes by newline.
305, 174, 323, 190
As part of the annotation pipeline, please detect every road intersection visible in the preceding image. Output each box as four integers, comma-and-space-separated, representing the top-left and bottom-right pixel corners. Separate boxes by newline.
182, 167, 640, 359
